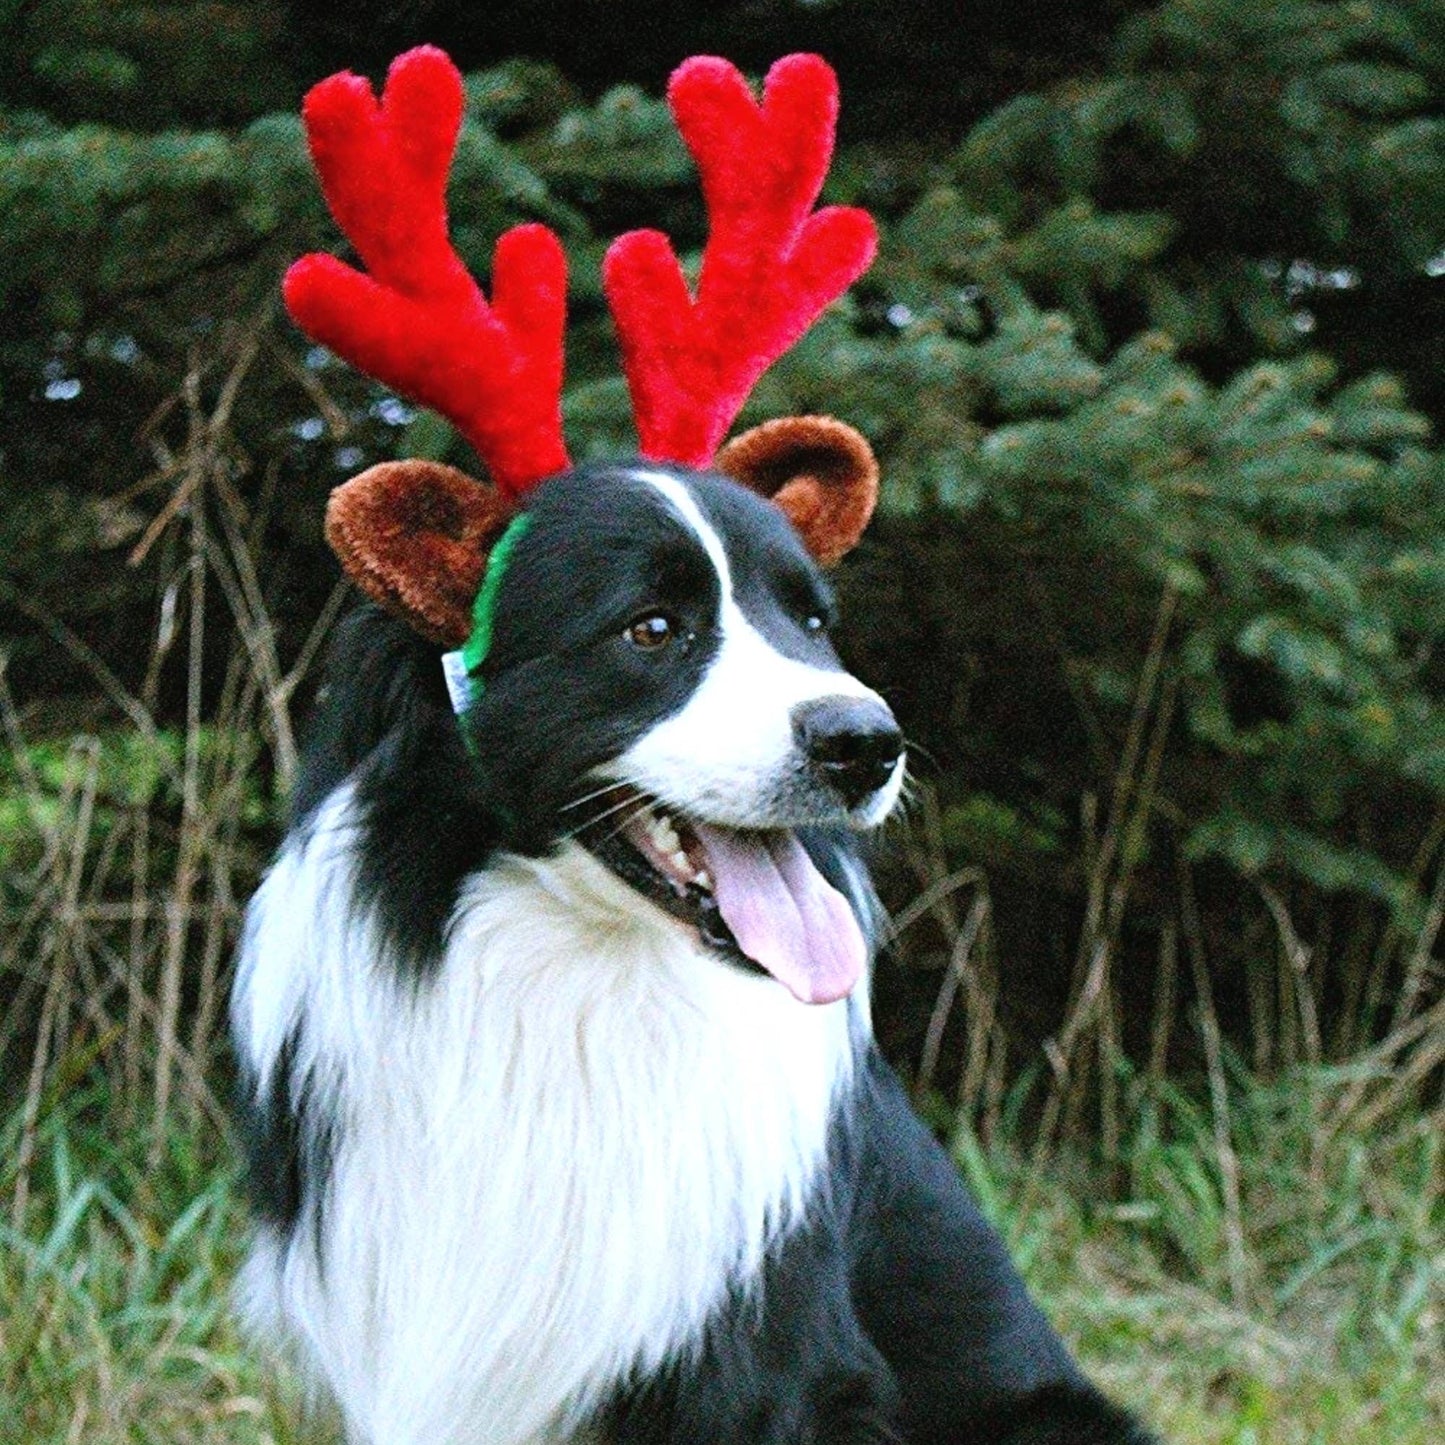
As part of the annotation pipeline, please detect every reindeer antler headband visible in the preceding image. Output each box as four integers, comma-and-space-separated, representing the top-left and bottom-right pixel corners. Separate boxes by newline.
285, 46, 880, 649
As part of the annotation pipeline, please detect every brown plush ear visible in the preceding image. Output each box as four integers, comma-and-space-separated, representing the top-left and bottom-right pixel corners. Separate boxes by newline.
714, 415, 879, 566
324, 460, 515, 646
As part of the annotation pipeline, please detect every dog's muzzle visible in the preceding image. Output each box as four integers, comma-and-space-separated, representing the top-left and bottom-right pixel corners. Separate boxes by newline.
792, 696, 904, 810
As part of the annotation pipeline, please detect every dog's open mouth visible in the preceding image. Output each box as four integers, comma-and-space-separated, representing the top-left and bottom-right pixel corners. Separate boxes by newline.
579, 789, 865, 1005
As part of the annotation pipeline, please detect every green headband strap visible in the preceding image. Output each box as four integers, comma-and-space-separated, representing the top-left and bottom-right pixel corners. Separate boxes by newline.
461, 512, 533, 679
440, 512, 533, 739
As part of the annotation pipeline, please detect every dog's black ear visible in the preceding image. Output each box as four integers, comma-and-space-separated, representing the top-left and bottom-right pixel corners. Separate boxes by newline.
325, 460, 516, 647
715, 415, 878, 566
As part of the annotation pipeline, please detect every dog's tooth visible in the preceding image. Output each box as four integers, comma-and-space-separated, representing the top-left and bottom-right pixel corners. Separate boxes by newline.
655, 819, 681, 852
668, 849, 690, 874
696, 869, 713, 892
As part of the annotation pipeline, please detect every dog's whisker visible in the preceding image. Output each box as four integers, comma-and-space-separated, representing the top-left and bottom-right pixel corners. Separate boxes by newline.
576, 793, 645, 831
559, 780, 631, 813
557, 793, 648, 842
557, 801, 651, 851
596, 802, 651, 848
900, 734, 938, 772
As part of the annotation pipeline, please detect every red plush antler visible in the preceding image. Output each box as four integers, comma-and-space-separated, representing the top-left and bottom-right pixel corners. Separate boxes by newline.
283, 46, 570, 498
603, 54, 877, 468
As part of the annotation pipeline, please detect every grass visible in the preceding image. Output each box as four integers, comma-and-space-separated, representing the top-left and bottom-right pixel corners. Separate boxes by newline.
0, 1085, 305, 1445
951, 1062, 1443, 1444
2, 1060, 1439, 1444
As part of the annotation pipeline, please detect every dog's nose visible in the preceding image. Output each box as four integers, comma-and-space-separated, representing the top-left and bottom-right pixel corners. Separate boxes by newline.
792, 696, 904, 808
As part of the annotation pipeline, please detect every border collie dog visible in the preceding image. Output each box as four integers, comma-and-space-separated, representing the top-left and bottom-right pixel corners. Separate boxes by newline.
233, 462, 1153, 1445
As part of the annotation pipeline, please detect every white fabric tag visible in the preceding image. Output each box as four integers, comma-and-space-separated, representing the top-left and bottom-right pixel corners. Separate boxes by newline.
440, 650, 473, 716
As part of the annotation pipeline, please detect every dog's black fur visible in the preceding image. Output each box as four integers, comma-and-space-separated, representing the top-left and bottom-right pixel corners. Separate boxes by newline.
600, 1048, 1155, 1443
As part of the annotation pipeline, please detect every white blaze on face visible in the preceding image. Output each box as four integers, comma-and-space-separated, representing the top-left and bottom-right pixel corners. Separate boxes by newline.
601, 473, 904, 1007
610, 472, 902, 829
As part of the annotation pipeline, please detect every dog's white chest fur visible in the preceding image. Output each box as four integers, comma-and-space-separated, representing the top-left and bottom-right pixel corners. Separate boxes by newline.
233, 790, 857, 1445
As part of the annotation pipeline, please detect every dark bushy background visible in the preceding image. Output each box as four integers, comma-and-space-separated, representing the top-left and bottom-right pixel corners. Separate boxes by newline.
3, 0, 1443, 1123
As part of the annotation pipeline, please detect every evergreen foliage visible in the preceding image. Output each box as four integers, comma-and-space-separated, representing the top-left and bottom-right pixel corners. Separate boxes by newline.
2, 0, 1443, 1070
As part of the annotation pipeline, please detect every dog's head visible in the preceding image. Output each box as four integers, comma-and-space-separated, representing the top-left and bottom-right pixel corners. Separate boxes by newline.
475, 459, 903, 1002
328, 430, 903, 1004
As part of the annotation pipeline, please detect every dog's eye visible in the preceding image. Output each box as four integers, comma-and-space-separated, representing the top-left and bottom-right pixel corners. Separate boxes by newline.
626, 614, 675, 650
804, 613, 826, 634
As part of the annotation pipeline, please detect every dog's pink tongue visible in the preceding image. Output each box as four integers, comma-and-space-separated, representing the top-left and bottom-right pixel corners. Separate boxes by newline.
692, 825, 864, 1005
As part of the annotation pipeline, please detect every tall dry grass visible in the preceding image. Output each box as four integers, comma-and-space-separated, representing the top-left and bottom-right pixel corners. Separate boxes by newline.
3, 318, 346, 1228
